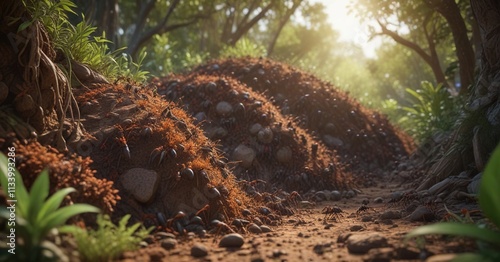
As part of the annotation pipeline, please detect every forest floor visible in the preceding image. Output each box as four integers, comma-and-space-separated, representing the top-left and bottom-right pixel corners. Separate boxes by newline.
119, 179, 478, 262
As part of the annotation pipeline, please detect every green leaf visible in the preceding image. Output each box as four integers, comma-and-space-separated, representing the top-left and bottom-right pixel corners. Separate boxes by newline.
479, 144, 500, 228
452, 252, 496, 262
39, 204, 100, 239
406, 222, 500, 247
0, 152, 30, 217
18, 21, 33, 32
27, 169, 50, 224
36, 187, 76, 224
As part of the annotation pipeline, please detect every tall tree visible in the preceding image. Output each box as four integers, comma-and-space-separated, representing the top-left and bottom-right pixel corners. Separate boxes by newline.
425, 0, 475, 94
417, 0, 500, 190
353, 0, 474, 94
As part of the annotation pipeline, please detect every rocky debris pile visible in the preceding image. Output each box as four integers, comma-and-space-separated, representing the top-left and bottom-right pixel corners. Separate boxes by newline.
153, 73, 351, 194
193, 57, 415, 172
71, 82, 254, 232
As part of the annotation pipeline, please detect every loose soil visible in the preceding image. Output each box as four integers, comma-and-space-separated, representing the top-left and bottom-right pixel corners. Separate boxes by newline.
120, 180, 478, 262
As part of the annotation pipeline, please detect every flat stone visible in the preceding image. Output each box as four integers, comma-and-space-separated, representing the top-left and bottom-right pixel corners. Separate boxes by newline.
407, 205, 435, 222
425, 253, 457, 262
346, 233, 389, 254
219, 233, 244, 248
121, 168, 159, 203
155, 232, 176, 240
191, 243, 208, 257
379, 210, 401, 220
350, 225, 364, 231
160, 239, 177, 250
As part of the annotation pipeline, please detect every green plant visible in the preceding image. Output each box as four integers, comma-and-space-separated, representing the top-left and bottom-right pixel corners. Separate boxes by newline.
0, 152, 100, 261
390, 81, 460, 142
405, 143, 500, 261
62, 214, 152, 262
220, 37, 267, 58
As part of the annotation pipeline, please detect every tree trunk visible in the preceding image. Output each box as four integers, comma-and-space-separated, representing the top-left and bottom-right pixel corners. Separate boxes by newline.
417, 0, 500, 190
426, 0, 476, 94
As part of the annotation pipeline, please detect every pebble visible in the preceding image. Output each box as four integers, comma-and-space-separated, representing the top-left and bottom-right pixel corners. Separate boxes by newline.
364, 247, 393, 262
350, 225, 364, 232
272, 249, 287, 258
219, 233, 244, 248
379, 210, 401, 220
248, 223, 262, 234
407, 205, 435, 222
191, 243, 208, 257
330, 190, 342, 201
346, 233, 389, 254
361, 216, 373, 222
155, 232, 176, 240
374, 197, 384, 203
160, 239, 177, 250
260, 225, 272, 233
425, 253, 457, 262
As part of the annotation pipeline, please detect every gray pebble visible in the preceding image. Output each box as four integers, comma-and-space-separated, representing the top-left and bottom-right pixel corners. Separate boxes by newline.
191, 243, 208, 257
374, 197, 384, 203
160, 238, 177, 250
260, 225, 272, 233
219, 233, 244, 248
248, 223, 262, 234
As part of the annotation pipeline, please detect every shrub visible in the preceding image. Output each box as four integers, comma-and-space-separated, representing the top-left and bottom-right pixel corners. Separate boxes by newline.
62, 214, 152, 262
405, 143, 500, 261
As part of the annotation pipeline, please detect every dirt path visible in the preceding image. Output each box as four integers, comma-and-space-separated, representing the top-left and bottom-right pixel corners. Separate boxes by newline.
120, 182, 476, 262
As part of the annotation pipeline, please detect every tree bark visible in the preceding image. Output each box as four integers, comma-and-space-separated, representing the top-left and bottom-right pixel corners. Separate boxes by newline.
417, 0, 500, 190
426, 0, 476, 95
376, 20, 449, 91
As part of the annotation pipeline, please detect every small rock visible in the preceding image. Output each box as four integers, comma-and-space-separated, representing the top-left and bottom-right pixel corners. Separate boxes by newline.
219, 233, 244, 248
257, 127, 274, 144
394, 246, 421, 260
374, 197, 384, 203
144, 235, 155, 244
361, 216, 373, 222
330, 190, 341, 201
425, 253, 457, 262
191, 243, 208, 257
346, 233, 389, 254
364, 247, 393, 262
139, 241, 149, 248
337, 232, 352, 243
350, 225, 364, 232
216, 101, 233, 116
345, 190, 356, 199
248, 223, 262, 234
121, 168, 159, 203
155, 232, 176, 240
260, 225, 272, 233
407, 205, 435, 222
272, 249, 287, 258
147, 247, 169, 261
314, 191, 327, 202
313, 243, 332, 255
467, 173, 481, 194
233, 144, 256, 168
160, 239, 177, 250
379, 210, 401, 220
323, 135, 344, 147
250, 255, 265, 262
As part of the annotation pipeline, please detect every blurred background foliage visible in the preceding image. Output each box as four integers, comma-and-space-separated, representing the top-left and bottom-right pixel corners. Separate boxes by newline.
66, 0, 477, 144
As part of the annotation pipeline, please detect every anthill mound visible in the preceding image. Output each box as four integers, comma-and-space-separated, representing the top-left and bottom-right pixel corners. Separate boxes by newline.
193, 57, 415, 172
71, 82, 251, 229
152, 73, 353, 194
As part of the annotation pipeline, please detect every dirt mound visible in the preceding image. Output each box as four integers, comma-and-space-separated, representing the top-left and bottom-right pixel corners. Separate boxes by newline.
192, 57, 415, 172
0, 140, 118, 214
71, 82, 252, 228
152, 73, 352, 193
